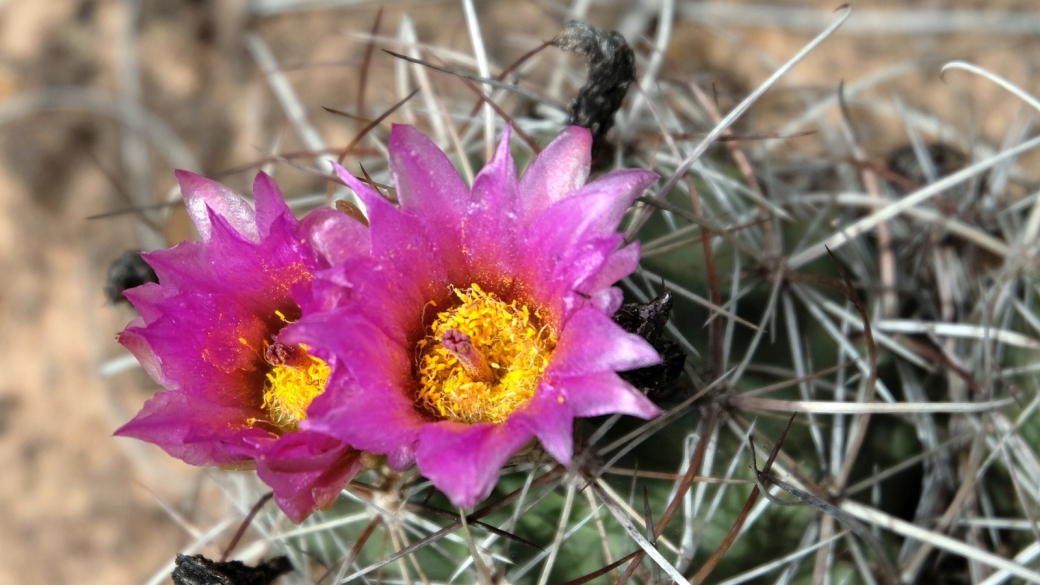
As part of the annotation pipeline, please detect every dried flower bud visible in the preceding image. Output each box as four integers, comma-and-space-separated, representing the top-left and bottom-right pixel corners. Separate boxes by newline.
553, 21, 636, 158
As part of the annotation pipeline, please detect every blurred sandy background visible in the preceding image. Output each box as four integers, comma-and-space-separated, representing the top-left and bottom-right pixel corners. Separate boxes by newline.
2, 1, 1040, 583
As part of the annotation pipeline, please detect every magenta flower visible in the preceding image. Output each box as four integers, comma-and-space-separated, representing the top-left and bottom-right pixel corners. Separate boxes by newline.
287, 125, 663, 508
115, 171, 367, 522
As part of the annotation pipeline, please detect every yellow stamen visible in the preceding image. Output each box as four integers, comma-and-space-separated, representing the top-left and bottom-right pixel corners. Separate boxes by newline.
262, 348, 330, 432
416, 284, 556, 425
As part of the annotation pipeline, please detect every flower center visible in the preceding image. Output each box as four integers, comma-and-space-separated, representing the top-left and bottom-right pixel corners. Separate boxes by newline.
416, 283, 556, 425
262, 342, 330, 432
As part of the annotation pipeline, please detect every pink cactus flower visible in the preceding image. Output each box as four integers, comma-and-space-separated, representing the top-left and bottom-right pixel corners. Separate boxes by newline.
115, 171, 366, 522
287, 125, 662, 508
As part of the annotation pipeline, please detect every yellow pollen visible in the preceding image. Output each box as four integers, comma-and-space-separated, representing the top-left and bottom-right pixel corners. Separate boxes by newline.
262, 350, 331, 432
416, 283, 556, 425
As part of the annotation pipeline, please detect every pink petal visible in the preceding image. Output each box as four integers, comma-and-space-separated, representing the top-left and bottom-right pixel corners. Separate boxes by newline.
463, 127, 520, 279
415, 421, 532, 509
526, 169, 658, 244
521, 233, 621, 319
389, 124, 470, 217
287, 311, 425, 470
511, 382, 574, 465
582, 242, 641, 295
252, 172, 294, 239
140, 242, 211, 292
306, 258, 426, 343
549, 307, 661, 377
126, 288, 274, 408
302, 369, 424, 471
299, 207, 371, 266
519, 170, 656, 314
283, 307, 411, 390
554, 372, 661, 419
387, 125, 469, 277
117, 322, 164, 385
115, 390, 270, 467
589, 286, 624, 315
333, 162, 383, 202
346, 177, 450, 310
176, 170, 259, 242
518, 126, 592, 222
121, 283, 166, 325
252, 431, 362, 523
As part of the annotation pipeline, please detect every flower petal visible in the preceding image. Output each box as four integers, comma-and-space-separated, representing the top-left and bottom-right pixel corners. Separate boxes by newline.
252, 172, 294, 240
334, 162, 383, 202
389, 124, 470, 216
415, 421, 532, 509
520, 170, 656, 315
299, 207, 371, 266
511, 382, 574, 464
590, 286, 624, 315
284, 307, 411, 390
525, 169, 658, 249
464, 127, 520, 279
582, 241, 641, 295
554, 372, 661, 419
387, 125, 469, 277
121, 282, 166, 326
531, 235, 622, 318
125, 289, 275, 407
518, 126, 592, 222
549, 307, 661, 377
115, 390, 270, 467
251, 431, 362, 523
117, 319, 165, 384
176, 170, 259, 242
353, 183, 450, 310
162, 205, 311, 301
287, 311, 424, 470
302, 369, 424, 471
140, 242, 211, 293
